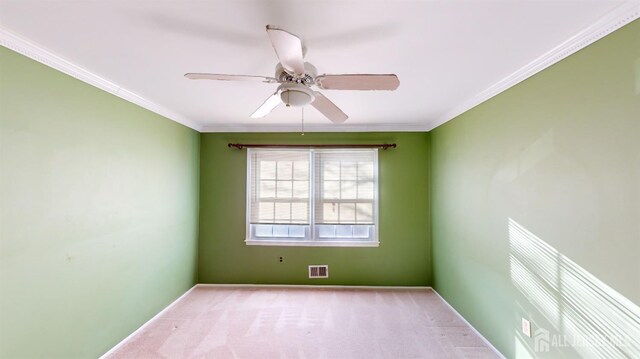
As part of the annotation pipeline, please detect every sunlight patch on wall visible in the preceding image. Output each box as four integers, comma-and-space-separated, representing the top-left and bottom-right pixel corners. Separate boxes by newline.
509, 218, 640, 357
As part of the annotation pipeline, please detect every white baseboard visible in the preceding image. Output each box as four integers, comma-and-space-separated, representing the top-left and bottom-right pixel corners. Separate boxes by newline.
196, 283, 431, 291
98, 284, 197, 359
432, 289, 506, 359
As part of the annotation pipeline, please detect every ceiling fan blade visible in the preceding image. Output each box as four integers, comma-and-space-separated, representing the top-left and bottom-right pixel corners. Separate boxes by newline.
266, 25, 305, 77
315, 74, 399, 91
311, 92, 348, 123
185, 73, 277, 83
251, 92, 281, 118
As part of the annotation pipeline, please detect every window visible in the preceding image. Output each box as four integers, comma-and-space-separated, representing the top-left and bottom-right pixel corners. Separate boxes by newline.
246, 149, 378, 246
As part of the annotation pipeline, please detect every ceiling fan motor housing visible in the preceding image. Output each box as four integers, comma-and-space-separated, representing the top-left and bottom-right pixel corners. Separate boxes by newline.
278, 83, 315, 107
275, 62, 317, 85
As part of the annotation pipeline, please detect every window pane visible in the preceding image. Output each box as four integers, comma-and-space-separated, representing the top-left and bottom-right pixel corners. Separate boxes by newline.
289, 225, 306, 238
340, 203, 356, 222
318, 225, 336, 238
258, 202, 274, 222
273, 225, 289, 237
293, 161, 309, 180
276, 180, 292, 198
353, 225, 370, 238
259, 180, 276, 198
275, 203, 291, 222
277, 161, 293, 180
356, 203, 373, 223
357, 181, 374, 199
255, 225, 273, 237
323, 202, 339, 222
260, 161, 276, 180
341, 161, 357, 180
324, 181, 340, 199
293, 180, 308, 198
324, 161, 340, 180
291, 202, 308, 222
336, 225, 353, 237
341, 180, 357, 199
358, 162, 374, 180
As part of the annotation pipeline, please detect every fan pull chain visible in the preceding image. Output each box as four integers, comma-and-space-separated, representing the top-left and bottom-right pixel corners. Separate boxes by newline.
301, 107, 305, 136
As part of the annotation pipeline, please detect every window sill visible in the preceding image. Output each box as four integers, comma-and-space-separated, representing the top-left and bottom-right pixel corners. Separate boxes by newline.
245, 239, 380, 247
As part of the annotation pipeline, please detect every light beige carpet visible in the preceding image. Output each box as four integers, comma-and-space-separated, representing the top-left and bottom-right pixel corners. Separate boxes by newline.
107, 287, 499, 359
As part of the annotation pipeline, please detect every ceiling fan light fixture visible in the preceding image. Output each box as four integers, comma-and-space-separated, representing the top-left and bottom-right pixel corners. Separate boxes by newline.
279, 83, 315, 107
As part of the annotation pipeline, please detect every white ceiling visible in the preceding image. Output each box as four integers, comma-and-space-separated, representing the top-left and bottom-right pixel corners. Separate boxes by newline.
0, 0, 635, 132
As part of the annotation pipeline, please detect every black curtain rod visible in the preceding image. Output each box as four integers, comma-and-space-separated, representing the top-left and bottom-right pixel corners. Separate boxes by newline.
228, 143, 397, 150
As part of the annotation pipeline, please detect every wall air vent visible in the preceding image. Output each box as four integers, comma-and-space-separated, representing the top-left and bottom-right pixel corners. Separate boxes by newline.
308, 265, 329, 278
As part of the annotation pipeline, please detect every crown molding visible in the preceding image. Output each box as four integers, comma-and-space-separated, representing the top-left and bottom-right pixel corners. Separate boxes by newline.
201, 122, 430, 133
0, 27, 202, 132
2, 1, 637, 134
426, 0, 640, 131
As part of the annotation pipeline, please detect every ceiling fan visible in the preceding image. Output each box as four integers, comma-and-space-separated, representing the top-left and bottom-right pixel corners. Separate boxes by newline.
185, 25, 400, 123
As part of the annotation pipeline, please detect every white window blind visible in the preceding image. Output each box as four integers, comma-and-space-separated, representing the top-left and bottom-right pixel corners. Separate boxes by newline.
249, 150, 310, 225
314, 151, 376, 225
246, 148, 378, 246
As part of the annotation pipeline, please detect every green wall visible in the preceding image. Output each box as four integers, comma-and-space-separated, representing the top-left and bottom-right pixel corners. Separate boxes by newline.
198, 132, 431, 286
0, 47, 200, 358
431, 20, 639, 358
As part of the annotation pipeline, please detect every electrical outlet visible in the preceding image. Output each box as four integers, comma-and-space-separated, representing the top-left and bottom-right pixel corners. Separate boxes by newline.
279, 256, 283, 263
522, 318, 531, 337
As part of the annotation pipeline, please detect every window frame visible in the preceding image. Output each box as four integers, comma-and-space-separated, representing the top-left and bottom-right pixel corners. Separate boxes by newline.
245, 148, 379, 247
